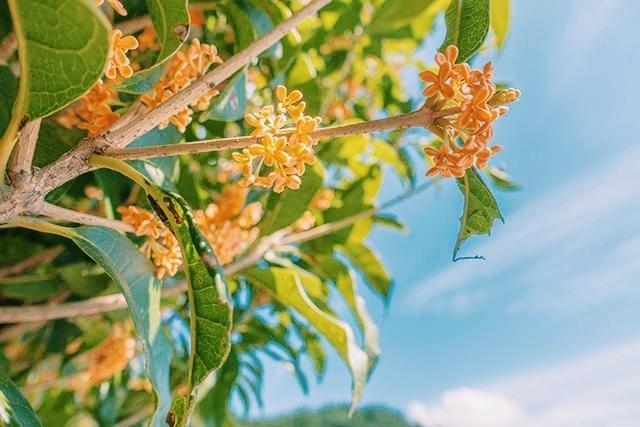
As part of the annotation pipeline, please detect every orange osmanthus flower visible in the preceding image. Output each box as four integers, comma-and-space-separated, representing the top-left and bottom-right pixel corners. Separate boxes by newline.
419, 45, 520, 178
235, 85, 322, 193
105, 30, 139, 80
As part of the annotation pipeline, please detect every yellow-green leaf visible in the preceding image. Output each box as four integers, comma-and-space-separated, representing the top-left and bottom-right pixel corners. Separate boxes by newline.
243, 267, 369, 413
490, 0, 510, 49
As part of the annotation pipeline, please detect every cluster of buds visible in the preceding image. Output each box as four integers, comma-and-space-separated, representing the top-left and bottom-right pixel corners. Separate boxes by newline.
57, 80, 119, 136
67, 322, 136, 394
118, 184, 262, 278
194, 185, 263, 265
117, 205, 183, 279
233, 85, 322, 192
291, 188, 335, 232
140, 39, 223, 132
420, 45, 520, 178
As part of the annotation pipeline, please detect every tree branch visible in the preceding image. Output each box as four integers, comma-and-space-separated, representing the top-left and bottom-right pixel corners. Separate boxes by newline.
0, 183, 434, 323
0, 0, 331, 224
104, 0, 331, 149
0, 245, 64, 279
40, 202, 135, 233
104, 107, 440, 160
7, 118, 41, 180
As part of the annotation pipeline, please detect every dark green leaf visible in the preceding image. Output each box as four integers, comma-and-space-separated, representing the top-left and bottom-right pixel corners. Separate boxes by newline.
259, 163, 324, 234
0, 65, 17, 139
0, 371, 42, 426
114, 0, 189, 93
454, 167, 503, 259
441, 0, 490, 62
7, 0, 110, 118
201, 69, 248, 122
68, 226, 173, 426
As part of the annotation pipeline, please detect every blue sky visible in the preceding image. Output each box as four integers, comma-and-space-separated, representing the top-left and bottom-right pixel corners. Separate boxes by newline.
256, 1, 640, 425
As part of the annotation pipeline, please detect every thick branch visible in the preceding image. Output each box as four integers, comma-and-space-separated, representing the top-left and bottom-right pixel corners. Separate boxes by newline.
40, 203, 135, 233
8, 118, 41, 179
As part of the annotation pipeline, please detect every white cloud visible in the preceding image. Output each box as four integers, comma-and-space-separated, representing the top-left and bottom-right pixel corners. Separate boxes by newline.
407, 388, 524, 427
407, 339, 640, 427
405, 145, 640, 314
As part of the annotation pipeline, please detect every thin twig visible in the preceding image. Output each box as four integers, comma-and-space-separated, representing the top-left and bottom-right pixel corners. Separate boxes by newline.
104, 107, 438, 160
0, 183, 434, 323
8, 118, 42, 180
40, 203, 135, 233
0, 245, 64, 279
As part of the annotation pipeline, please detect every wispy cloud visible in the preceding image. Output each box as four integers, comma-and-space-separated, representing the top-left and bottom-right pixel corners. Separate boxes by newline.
407, 339, 640, 427
405, 145, 640, 314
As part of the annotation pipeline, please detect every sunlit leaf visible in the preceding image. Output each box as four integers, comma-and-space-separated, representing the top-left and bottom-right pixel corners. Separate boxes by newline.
243, 267, 369, 412
454, 167, 503, 259
490, 0, 510, 49
441, 0, 490, 62
338, 243, 392, 301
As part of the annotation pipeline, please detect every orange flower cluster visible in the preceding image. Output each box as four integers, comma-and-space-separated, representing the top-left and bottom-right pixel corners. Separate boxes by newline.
233, 85, 322, 192
96, 0, 127, 16
419, 45, 520, 178
68, 322, 136, 394
194, 185, 262, 265
118, 185, 262, 277
140, 39, 223, 132
57, 80, 119, 136
291, 188, 335, 232
105, 30, 139, 80
117, 205, 183, 279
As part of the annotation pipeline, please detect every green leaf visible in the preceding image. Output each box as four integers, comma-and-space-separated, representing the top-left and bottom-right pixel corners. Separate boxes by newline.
223, 3, 255, 51
454, 167, 503, 259
92, 157, 233, 423
201, 69, 248, 122
337, 243, 392, 301
243, 267, 369, 412
486, 165, 520, 191
67, 226, 173, 427
369, 0, 441, 31
114, 0, 190, 93
144, 189, 232, 423
441, 0, 491, 62
490, 0, 510, 49
33, 121, 84, 168
8, 0, 110, 118
0, 371, 42, 426
371, 139, 410, 184
194, 350, 240, 427
0, 65, 18, 139
128, 124, 183, 181
259, 163, 324, 235
314, 256, 380, 373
